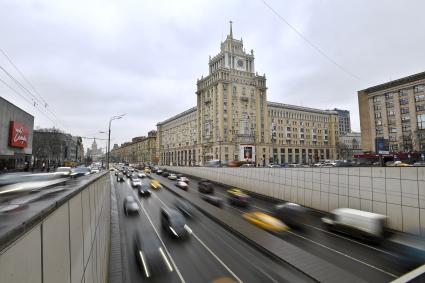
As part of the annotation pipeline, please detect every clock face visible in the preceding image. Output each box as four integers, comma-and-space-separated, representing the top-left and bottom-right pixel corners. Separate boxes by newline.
237, 59, 244, 67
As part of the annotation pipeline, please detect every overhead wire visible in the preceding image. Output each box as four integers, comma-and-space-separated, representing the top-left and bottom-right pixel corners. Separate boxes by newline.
260, 0, 362, 81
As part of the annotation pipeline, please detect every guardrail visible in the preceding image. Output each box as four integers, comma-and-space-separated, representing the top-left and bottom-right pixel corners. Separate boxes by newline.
0, 172, 111, 283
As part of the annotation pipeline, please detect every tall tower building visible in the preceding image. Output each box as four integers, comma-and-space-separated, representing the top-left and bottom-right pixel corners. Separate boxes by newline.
196, 21, 269, 164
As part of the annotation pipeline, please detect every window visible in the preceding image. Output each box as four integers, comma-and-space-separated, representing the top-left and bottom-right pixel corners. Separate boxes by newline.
414, 85, 425, 93
417, 114, 425, 129
400, 98, 409, 105
389, 136, 397, 142
386, 101, 394, 108
415, 94, 425, 102
401, 116, 410, 123
387, 110, 395, 116
373, 96, 381, 103
389, 127, 397, 133
402, 125, 410, 132
376, 127, 383, 135
375, 112, 382, 118
385, 92, 394, 99
399, 89, 409, 96
374, 105, 381, 111
401, 108, 409, 114
416, 105, 425, 112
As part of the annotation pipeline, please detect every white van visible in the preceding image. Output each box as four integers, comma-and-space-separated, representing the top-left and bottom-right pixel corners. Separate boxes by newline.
322, 208, 387, 242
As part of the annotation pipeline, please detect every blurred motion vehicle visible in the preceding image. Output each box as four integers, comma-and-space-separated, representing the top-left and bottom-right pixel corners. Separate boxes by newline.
133, 230, 174, 278
160, 208, 190, 239
150, 179, 161, 190
131, 178, 142, 187
243, 212, 289, 232
227, 188, 250, 207
175, 181, 188, 190
168, 173, 177, 180
205, 159, 221, 167
130, 173, 139, 180
162, 171, 170, 177
144, 167, 151, 174
273, 202, 309, 229
322, 208, 387, 242
387, 161, 411, 167
156, 169, 163, 175
200, 193, 223, 207
151, 166, 159, 173
117, 172, 124, 182
56, 167, 72, 177
123, 195, 140, 216
227, 160, 246, 167
174, 199, 195, 218
71, 167, 91, 178
138, 185, 151, 197
240, 163, 255, 168
198, 179, 214, 194
137, 172, 146, 178
177, 176, 189, 183
413, 161, 425, 167
90, 167, 100, 174
382, 233, 425, 267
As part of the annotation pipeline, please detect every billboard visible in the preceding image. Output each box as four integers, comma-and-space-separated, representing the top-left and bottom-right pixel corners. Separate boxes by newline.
239, 144, 255, 163
9, 121, 29, 148
375, 137, 389, 154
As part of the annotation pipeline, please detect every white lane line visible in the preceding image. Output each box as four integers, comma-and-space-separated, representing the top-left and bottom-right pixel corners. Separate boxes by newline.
189, 228, 243, 283
286, 230, 398, 278
151, 189, 244, 283
131, 190, 186, 283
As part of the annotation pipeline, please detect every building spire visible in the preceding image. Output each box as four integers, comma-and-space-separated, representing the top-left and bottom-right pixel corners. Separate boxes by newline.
229, 20, 233, 38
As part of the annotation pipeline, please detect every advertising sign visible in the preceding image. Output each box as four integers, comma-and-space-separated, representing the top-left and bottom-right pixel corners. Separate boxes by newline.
239, 144, 256, 163
9, 121, 29, 148
375, 137, 389, 154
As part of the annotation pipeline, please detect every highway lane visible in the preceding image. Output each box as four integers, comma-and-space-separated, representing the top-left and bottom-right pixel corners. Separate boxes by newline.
115, 174, 314, 283
152, 171, 415, 282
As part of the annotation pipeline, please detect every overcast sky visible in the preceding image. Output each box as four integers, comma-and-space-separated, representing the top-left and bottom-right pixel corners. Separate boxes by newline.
1, 0, 425, 150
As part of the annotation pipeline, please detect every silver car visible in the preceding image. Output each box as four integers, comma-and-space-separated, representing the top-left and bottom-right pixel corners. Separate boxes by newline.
124, 196, 140, 216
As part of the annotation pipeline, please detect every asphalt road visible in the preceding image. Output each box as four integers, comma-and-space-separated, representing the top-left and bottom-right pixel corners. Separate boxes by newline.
113, 174, 314, 283
151, 171, 423, 283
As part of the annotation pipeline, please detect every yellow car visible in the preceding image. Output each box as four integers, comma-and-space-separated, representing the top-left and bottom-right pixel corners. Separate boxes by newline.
150, 179, 161, 190
227, 188, 244, 195
243, 212, 289, 232
144, 167, 151, 173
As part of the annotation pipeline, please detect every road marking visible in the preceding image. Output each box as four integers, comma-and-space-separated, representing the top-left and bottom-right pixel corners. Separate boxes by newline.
151, 188, 244, 283
285, 230, 398, 278
132, 190, 186, 283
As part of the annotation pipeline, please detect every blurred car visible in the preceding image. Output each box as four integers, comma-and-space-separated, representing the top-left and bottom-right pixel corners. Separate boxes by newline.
198, 179, 214, 194
144, 167, 151, 174
56, 167, 72, 177
227, 188, 250, 207
160, 208, 190, 239
138, 172, 147, 178
227, 160, 246, 167
387, 161, 411, 167
267, 164, 281, 168
152, 167, 159, 173
133, 230, 174, 278
114, 171, 119, 176
130, 173, 139, 180
124, 196, 140, 216
156, 169, 163, 175
70, 167, 91, 178
176, 181, 188, 190
131, 178, 142, 187
162, 171, 170, 177
200, 194, 223, 207
90, 167, 100, 174
177, 176, 189, 183
413, 161, 425, 167
273, 202, 309, 229
138, 185, 151, 197
174, 199, 195, 218
117, 172, 124, 182
150, 180, 161, 190
168, 173, 177, 180
240, 164, 255, 168
243, 212, 289, 232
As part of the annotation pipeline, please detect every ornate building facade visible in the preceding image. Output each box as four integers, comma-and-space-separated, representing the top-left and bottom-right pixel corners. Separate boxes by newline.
157, 23, 340, 166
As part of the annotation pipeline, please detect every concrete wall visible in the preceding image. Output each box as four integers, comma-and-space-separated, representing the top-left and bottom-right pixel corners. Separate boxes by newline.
0, 173, 111, 283
166, 166, 425, 236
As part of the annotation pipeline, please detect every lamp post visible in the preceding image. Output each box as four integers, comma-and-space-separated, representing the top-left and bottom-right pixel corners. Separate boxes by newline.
100, 114, 126, 170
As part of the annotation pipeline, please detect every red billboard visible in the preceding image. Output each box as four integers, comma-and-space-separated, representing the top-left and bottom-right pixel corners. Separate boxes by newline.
9, 121, 29, 148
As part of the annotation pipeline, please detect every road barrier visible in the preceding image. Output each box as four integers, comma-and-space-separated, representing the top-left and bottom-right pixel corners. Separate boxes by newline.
0, 172, 111, 283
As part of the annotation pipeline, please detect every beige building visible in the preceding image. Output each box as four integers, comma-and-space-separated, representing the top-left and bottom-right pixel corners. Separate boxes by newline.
111, 130, 157, 164
358, 72, 425, 152
157, 23, 340, 166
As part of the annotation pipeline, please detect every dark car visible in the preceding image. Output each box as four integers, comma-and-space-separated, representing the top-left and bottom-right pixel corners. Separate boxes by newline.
133, 230, 174, 278
71, 167, 91, 178
174, 199, 195, 218
124, 195, 140, 216
198, 179, 214, 194
162, 171, 170, 177
177, 176, 189, 183
273, 202, 309, 229
117, 172, 124, 182
200, 194, 223, 207
175, 181, 188, 191
156, 169, 163, 175
138, 185, 151, 197
160, 208, 190, 239
227, 188, 250, 207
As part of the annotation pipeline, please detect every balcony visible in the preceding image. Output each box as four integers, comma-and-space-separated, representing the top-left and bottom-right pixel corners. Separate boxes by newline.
240, 96, 249, 102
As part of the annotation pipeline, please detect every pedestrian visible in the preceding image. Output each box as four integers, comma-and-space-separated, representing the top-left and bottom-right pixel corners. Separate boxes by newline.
42, 162, 46, 172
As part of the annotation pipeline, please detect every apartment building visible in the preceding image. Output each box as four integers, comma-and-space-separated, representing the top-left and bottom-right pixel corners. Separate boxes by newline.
358, 72, 425, 152
111, 130, 157, 164
156, 23, 342, 166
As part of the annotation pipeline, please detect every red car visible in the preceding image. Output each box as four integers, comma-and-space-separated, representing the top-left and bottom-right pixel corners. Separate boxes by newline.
176, 181, 188, 190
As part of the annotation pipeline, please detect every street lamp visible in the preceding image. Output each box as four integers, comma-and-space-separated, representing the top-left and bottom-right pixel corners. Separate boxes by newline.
101, 114, 126, 169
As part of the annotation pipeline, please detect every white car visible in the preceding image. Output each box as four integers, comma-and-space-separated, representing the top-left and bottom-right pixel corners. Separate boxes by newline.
168, 174, 177, 180
131, 178, 142, 187
137, 172, 146, 178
